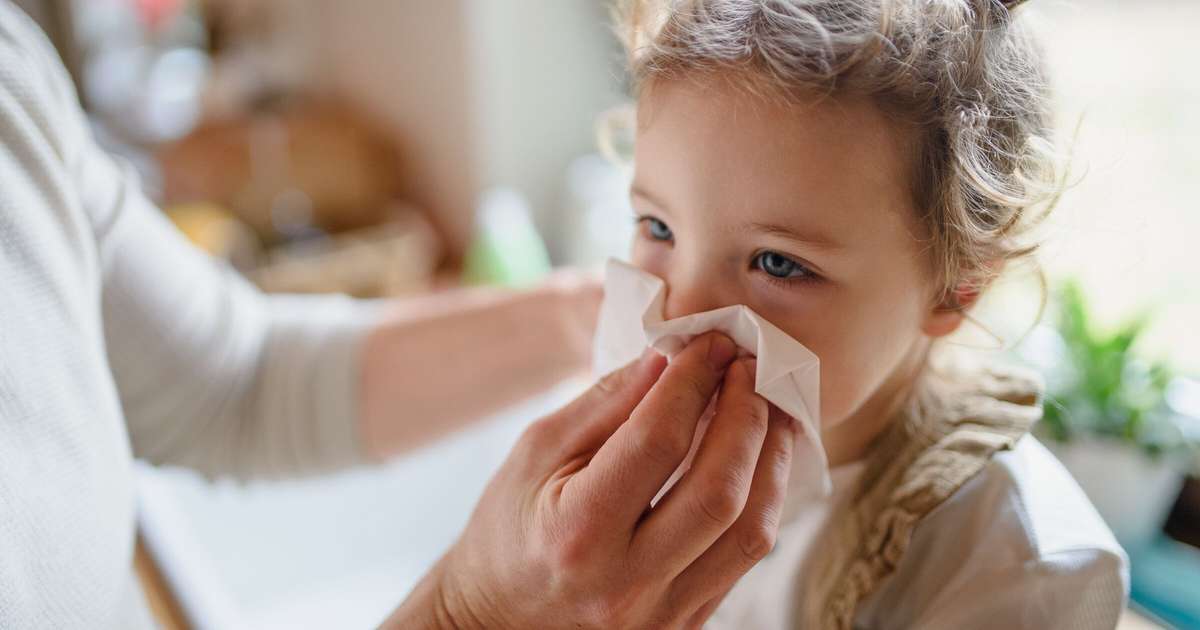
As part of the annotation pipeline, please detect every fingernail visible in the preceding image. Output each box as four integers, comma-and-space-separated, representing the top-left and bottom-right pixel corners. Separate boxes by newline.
707, 334, 737, 369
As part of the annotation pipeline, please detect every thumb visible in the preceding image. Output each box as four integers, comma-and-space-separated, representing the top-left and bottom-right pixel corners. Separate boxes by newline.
544, 349, 668, 458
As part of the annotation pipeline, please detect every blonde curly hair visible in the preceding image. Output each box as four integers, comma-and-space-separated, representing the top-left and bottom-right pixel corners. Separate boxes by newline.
614, 0, 1060, 306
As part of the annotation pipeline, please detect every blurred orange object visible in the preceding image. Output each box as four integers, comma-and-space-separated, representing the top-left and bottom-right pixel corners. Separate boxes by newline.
134, 0, 184, 30
134, 533, 189, 630
165, 203, 261, 270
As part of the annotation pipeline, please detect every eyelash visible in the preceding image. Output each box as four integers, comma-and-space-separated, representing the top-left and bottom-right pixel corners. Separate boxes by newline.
635, 215, 674, 242
634, 215, 823, 287
753, 251, 821, 287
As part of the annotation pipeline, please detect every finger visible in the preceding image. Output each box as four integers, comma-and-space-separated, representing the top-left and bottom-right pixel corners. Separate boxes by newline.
685, 586, 734, 630
564, 332, 738, 527
521, 348, 667, 466
668, 407, 795, 614
631, 357, 769, 574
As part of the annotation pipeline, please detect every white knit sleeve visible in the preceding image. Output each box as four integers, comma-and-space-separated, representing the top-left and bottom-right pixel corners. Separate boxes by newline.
50, 49, 379, 480
92, 174, 380, 479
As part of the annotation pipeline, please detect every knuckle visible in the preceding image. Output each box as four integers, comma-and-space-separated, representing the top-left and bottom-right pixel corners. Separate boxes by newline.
745, 387, 769, 421
587, 590, 638, 629
517, 416, 558, 455
766, 438, 794, 481
594, 363, 632, 397
521, 416, 553, 443
734, 395, 769, 433
693, 481, 744, 527
737, 521, 777, 563
594, 372, 621, 398
546, 525, 594, 572
630, 418, 691, 468
763, 426, 797, 479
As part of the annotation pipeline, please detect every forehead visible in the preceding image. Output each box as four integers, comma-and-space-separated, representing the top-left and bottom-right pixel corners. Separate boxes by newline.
633, 77, 922, 240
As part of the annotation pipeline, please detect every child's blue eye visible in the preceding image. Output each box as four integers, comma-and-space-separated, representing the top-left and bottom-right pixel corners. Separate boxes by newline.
638, 217, 674, 242
754, 251, 810, 279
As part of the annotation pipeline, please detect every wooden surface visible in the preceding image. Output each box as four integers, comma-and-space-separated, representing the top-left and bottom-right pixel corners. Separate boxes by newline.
134, 532, 190, 630
1119, 608, 1167, 629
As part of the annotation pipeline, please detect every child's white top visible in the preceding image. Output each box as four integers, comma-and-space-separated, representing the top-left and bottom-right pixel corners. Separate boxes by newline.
708, 435, 1129, 629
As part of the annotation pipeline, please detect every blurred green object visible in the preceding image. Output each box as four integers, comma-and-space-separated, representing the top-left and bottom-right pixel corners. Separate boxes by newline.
462, 189, 552, 288
1041, 280, 1190, 457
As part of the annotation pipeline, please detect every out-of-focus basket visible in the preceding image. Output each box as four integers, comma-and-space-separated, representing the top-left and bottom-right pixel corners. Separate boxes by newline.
250, 208, 440, 298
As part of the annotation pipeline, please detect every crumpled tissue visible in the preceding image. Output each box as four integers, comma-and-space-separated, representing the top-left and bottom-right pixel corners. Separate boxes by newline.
592, 258, 831, 500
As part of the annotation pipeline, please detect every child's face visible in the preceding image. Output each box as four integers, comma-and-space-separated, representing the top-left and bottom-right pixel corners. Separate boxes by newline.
630, 78, 965, 443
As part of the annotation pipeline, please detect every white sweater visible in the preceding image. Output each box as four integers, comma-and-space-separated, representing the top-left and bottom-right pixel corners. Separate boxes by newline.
0, 3, 374, 627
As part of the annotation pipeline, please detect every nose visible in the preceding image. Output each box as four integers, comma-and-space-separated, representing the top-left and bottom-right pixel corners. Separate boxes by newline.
661, 265, 729, 321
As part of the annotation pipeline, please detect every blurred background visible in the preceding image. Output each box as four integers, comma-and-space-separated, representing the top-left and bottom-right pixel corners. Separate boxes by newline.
11, 0, 1198, 628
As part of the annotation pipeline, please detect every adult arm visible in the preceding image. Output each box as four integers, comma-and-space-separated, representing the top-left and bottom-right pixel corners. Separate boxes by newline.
358, 272, 600, 460
14, 12, 600, 478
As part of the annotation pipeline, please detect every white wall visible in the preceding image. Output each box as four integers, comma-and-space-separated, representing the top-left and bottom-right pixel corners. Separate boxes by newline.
309, 1, 480, 259
465, 0, 627, 261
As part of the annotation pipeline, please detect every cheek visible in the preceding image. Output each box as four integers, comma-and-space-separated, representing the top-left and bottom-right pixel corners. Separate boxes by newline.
630, 239, 669, 276
787, 288, 928, 426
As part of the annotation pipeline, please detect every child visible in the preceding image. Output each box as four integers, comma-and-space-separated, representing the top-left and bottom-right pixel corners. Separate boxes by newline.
610, 0, 1128, 627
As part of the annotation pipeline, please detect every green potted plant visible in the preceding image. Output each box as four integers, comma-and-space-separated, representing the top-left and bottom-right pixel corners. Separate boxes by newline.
1032, 280, 1194, 548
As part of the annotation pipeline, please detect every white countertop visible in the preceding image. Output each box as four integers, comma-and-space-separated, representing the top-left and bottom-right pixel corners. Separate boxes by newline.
137, 380, 585, 630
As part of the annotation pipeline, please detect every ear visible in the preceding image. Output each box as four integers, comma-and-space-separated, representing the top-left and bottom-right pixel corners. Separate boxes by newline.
921, 274, 993, 338
921, 287, 976, 338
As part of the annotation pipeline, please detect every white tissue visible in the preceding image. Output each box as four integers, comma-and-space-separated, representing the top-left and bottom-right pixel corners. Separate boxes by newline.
593, 259, 832, 500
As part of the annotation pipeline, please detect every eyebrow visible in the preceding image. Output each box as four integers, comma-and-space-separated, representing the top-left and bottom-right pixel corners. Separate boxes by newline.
744, 221, 844, 250
629, 185, 667, 212
631, 184, 843, 250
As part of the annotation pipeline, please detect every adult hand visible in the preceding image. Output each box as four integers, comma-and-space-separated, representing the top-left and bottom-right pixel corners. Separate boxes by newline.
383, 332, 797, 629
